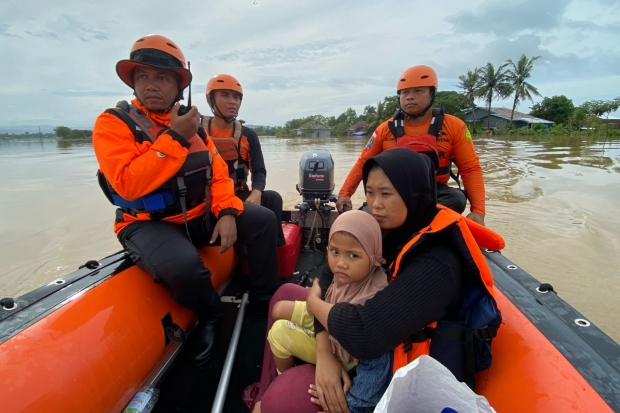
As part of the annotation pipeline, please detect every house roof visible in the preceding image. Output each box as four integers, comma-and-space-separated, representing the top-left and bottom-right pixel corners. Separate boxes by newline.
465, 107, 554, 124
347, 121, 367, 131
297, 121, 331, 130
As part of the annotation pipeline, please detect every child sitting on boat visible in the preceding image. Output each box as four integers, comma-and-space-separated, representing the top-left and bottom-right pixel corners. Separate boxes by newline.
266, 210, 391, 412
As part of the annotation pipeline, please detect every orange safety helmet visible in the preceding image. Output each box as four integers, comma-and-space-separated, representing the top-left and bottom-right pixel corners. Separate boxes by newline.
205, 74, 244, 108
396, 65, 439, 93
116, 34, 192, 90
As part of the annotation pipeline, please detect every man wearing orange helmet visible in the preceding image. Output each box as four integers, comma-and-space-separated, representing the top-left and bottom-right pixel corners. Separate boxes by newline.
202, 74, 285, 245
92, 35, 280, 366
336, 65, 486, 226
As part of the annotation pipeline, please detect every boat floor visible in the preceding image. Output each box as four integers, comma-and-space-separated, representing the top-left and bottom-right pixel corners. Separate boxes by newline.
153, 249, 325, 413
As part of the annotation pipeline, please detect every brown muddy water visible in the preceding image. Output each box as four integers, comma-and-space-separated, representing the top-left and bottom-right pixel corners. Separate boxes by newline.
1, 135, 619, 342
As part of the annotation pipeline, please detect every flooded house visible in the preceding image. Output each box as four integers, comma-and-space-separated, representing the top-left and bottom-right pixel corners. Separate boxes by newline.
296, 121, 331, 138
465, 107, 554, 130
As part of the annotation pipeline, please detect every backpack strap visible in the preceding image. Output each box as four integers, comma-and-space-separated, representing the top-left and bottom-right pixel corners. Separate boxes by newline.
428, 104, 445, 138
232, 120, 243, 140
104, 100, 157, 143
387, 109, 405, 138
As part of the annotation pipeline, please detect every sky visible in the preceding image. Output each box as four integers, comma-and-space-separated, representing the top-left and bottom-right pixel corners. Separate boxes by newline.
1, 0, 619, 132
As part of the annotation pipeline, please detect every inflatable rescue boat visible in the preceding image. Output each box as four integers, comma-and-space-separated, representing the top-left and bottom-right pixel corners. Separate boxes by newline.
1, 150, 619, 413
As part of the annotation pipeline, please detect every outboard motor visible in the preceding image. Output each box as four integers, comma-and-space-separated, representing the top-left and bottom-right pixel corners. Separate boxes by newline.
296, 149, 335, 203
295, 149, 337, 248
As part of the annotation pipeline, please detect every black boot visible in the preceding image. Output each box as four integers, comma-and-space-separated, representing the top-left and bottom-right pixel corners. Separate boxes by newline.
190, 318, 219, 366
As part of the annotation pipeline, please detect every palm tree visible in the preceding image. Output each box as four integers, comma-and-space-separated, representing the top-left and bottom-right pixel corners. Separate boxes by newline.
506, 54, 542, 127
478, 62, 512, 131
457, 68, 482, 133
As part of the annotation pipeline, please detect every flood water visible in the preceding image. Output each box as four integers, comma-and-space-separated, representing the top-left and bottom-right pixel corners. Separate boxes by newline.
1, 135, 619, 342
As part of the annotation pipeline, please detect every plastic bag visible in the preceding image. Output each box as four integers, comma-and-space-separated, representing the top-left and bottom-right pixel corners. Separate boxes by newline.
374, 356, 496, 413
242, 380, 261, 412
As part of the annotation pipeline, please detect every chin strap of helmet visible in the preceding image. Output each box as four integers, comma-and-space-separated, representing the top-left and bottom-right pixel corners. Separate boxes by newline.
399, 87, 436, 120
167, 91, 185, 112
209, 92, 239, 124
133, 79, 186, 114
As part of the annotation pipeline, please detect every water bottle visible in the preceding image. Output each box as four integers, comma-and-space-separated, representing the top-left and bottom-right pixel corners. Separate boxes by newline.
124, 387, 160, 413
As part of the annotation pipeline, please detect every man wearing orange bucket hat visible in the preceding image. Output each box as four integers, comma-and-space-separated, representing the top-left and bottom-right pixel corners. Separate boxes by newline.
336, 65, 486, 226
92, 34, 280, 366
201, 74, 285, 246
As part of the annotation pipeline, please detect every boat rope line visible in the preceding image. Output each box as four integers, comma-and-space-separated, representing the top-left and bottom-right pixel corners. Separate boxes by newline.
304, 209, 319, 251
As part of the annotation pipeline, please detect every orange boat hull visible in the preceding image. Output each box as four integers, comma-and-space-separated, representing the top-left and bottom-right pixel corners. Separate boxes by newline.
476, 288, 614, 412
0, 246, 236, 413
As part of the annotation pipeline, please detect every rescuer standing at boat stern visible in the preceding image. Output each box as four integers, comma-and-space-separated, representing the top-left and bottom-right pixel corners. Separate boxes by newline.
92, 34, 280, 366
336, 65, 486, 226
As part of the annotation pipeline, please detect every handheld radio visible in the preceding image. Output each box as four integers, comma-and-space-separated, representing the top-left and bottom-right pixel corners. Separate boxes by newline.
177, 61, 192, 116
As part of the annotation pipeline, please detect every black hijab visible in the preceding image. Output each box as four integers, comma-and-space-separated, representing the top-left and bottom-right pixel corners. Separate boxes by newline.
362, 148, 438, 266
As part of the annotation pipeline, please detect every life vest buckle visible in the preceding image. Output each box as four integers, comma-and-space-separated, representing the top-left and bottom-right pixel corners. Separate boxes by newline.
473, 325, 497, 342
178, 182, 187, 197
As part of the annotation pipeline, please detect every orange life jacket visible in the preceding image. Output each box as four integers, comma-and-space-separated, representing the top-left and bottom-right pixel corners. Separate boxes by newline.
98, 101, 213, 232
389, 206, 503, 387
201, 116, 249, 191
388, 106, 454, 183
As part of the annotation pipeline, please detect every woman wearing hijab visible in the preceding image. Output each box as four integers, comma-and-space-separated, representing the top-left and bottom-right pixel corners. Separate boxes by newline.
252, 149, 499, 413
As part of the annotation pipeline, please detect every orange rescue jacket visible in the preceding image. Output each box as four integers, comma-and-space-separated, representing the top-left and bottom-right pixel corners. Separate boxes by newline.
389, 206, 503, 375
339, 114, 486, 215
93, 99, 243, 234
201, 116, 250, 191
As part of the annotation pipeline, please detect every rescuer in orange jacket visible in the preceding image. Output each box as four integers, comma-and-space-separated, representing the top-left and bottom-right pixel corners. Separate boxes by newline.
202, 74, 285, 245
336, 65, 486, 226
92, 35, 280, 366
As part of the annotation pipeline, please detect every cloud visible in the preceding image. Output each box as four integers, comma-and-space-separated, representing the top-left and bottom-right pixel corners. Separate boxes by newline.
209, 38, 352, 66
49, 90, 126, 97
26, 31, 60, 40
62, 14, 109, 41
11, 13, 109, 42
564, 19, 620, 35
447, 0, 568, 36
0, 0, 619, 128
0, 24, 21, 38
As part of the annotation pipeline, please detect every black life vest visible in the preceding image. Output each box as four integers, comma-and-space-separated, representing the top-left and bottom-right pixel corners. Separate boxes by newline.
98, 101, 212, 232
388, 105, 457, 184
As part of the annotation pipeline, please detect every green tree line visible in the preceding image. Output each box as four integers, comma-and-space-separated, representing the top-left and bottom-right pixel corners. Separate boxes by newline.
257, 53, 618, 137
457, 54, 620, 134
0, 131, 56, 140
54, 126, 92, 140
262, 91, 473, 138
